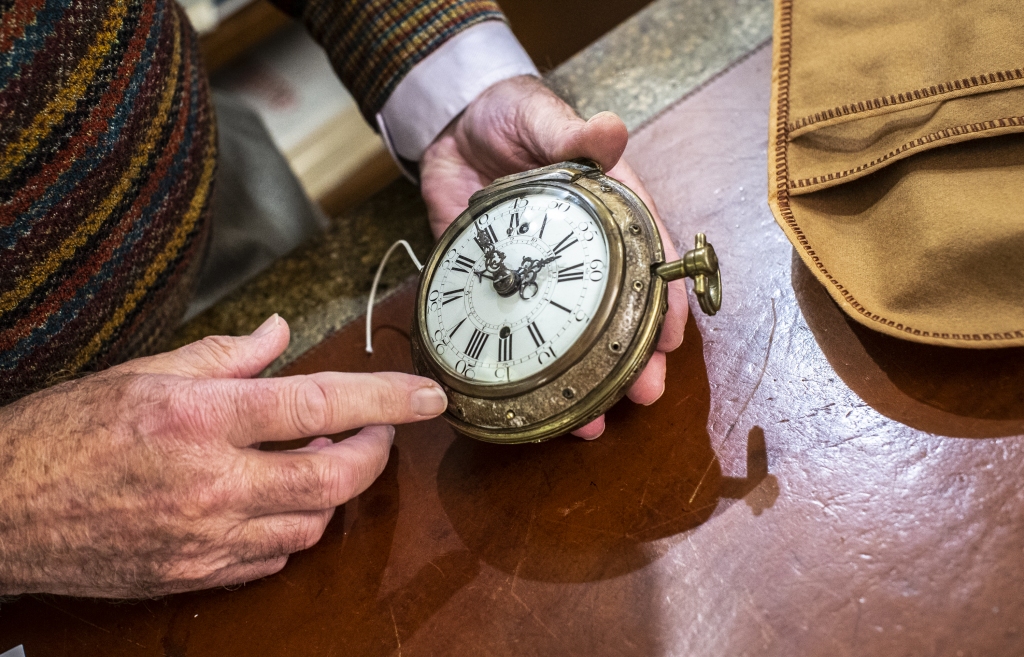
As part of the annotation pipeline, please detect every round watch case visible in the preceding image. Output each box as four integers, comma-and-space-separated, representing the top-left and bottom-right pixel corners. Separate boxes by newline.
411, 161, 669, 444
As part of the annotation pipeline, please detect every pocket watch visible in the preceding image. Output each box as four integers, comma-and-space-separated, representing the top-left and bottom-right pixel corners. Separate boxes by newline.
408, 159, 721, 444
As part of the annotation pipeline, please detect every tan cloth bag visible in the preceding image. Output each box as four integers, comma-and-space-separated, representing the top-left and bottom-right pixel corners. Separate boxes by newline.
768, 0, 1024, 348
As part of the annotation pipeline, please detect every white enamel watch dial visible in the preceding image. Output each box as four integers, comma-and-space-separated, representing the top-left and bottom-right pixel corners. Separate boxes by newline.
422, 191, 610, 385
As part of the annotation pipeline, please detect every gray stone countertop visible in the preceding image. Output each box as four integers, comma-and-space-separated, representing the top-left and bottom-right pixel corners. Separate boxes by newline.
172, 0, 772, 373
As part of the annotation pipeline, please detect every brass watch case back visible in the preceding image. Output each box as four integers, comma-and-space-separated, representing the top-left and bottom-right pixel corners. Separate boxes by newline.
411, 166, 669, 444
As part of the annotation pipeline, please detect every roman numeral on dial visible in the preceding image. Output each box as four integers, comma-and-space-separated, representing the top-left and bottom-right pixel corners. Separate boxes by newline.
552, 233, 579, 255
527, 321, 545, 348
442, 290, 464, 306
558, 262, 584, 281
451, 255, 475, 274
466, 329, 489, 360
498, 333, 513, 361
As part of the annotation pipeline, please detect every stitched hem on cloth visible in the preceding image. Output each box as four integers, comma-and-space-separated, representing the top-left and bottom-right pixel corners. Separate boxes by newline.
788, 67, 1024, 136
788, 115, 1024, 192
768, 0, 1024, 347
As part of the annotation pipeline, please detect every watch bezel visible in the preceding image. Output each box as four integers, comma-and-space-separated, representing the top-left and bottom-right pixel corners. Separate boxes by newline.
414, 181, 625, 399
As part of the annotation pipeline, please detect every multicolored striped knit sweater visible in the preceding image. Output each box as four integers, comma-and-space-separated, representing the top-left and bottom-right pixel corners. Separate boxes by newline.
0, 0, 504, 406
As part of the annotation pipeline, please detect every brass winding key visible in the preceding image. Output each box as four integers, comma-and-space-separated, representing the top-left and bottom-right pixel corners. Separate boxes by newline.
654, 233, 722, 316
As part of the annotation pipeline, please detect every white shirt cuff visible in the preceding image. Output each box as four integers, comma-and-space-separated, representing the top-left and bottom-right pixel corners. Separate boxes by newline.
376, 21, 539, 166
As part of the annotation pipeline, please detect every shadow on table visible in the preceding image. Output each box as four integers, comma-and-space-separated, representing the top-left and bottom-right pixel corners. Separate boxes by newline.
437, 314, 778, 584
792, 251, 1024, 438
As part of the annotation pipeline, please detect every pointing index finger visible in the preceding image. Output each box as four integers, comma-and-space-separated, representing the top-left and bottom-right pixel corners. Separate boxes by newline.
188, 371, 447, 447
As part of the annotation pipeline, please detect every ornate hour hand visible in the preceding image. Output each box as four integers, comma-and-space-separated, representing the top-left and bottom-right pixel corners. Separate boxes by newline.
473, 223, 520, 296
474, 252, 509, 284
473, 223, 497, 258
473, 224, 507, 279
517, 255, 559, 300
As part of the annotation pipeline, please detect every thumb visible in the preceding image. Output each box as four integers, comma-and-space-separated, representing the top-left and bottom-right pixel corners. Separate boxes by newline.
521, 89, 629, 172
129, 314, 291, 379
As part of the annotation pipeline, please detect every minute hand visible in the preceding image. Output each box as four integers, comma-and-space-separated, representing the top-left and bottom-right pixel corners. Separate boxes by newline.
517, 255, 558, 300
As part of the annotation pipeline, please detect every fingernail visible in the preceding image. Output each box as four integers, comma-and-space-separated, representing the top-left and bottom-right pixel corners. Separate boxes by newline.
301, 437, 333, 452
251, 314, 280, 338
412, 386, 448, 417
643, 391, 665, 406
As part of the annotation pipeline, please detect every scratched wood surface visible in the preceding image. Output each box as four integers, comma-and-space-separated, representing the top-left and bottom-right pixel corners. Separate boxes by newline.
3, 45, 1024, 657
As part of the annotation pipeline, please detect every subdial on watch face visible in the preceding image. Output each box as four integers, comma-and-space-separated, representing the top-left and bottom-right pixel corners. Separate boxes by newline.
424, 191, 611, 385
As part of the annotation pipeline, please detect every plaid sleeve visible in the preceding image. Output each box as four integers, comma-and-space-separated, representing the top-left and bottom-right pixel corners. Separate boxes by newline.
270, 0, 507, 122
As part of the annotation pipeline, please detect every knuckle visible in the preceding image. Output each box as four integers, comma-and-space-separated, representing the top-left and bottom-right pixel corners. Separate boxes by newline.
162, 383, 227, 440
250, 535, 282, 563
289, 377, 333, 436
121, 376, 225, 448
329, 432, 391, 503
149, 456, 238, 525
322, 458, 361, 507
280, 456, 329, 507
119, 373, 169, 413
365, 373, 410, 414
193, 558, 232, 585
290, 513, 329, 552
327, 462, 364, 503
187, 472, 235, 518
191, 335, 241, 371
112, 375, 173, 435
163, 386, 201, 433
163, 549, 235, 591
263, 555, 289, 577
228, 522, 277, 564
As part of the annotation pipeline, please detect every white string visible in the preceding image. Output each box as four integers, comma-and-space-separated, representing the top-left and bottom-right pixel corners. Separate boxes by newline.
366, 239, 424, 354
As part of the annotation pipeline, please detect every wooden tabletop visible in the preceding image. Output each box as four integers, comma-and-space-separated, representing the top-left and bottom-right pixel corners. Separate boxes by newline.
3, 45, 1024, 657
